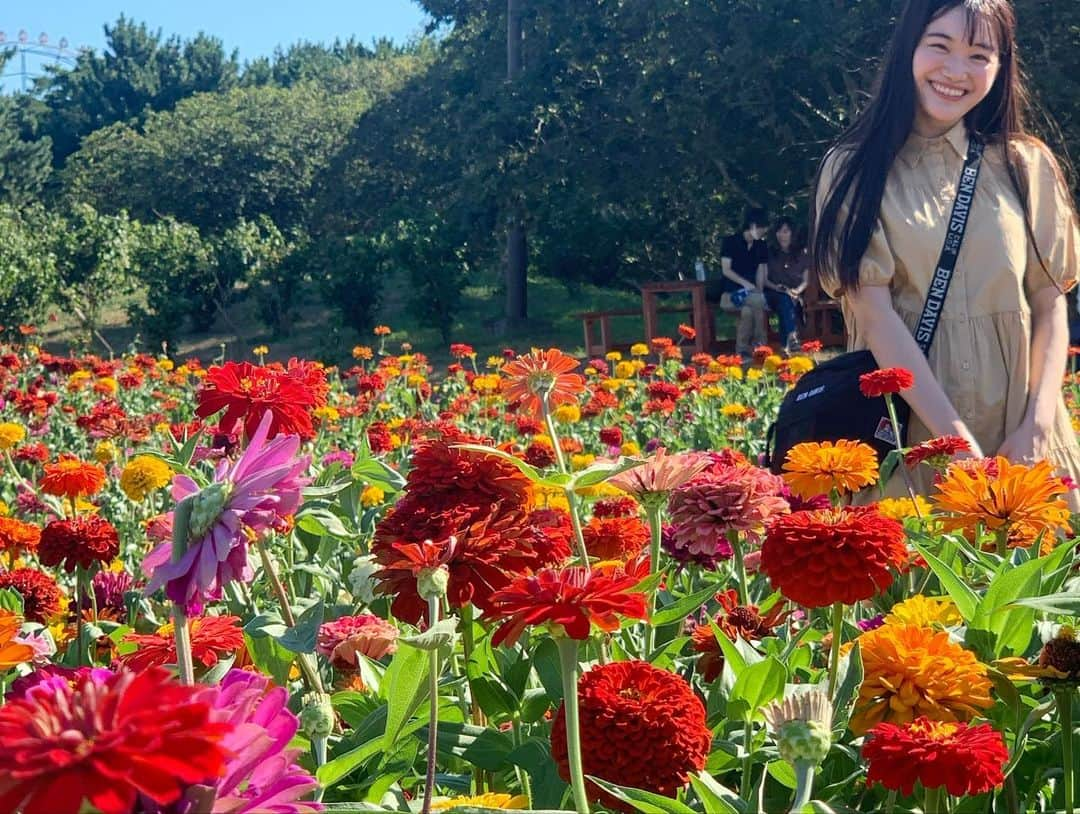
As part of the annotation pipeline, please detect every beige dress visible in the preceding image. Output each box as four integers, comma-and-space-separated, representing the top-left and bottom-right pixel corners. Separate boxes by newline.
817, 121, 1080, 500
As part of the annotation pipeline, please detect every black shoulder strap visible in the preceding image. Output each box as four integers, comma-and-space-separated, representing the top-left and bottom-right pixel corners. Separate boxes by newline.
913, 136, 985, 355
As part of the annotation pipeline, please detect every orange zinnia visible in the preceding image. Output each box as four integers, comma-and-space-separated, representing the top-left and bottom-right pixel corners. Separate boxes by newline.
931, 455, 1071, 543
852, 623, 993, 735
0, 609, 34, 670
781, 440, 879, 499
39, 456, 107, 500
0, 517, 41, 557
500, 348, 585, 416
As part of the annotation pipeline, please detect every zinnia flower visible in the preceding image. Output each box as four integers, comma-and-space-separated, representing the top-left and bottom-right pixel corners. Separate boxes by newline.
0, 667, 230, 814
38, 515, 120, 573
196, 360, 325, 440
550, 660, 711, 811
316, 614, 399, 669
781, 440, 879, 499
0, 421, 26, 450
884, 595, 962, 628
86, 569, 134, 619
608, 447, 710, 508
0, 516, 41, 558
188, 669, 322, 813
120, 454, 174, 501
487, 566, 648, 647
692, 589, 788, 681
858, 367, 915, 398
39, 456, 107, 499
667, 463, 789, 560
500, 348, 585, 416
582, 515, 649, 561
0, 568, 63, 623
931, 456, 1071, 542
760, 507, 907, 607
119, 615, 244, 672
863, 717, 1008, 796
852, 623, 993, 734
432, 794, 527, 810
143, 410, 310, 613
904, 435, 971, 469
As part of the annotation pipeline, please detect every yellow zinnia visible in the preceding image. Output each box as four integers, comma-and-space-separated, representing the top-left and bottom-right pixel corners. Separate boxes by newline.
884, 595, 962, 628
553, 404, 581, 424
630, 343, 649, 357
0, 422, 26, 450
432, 793, 528, 811
120, 455, 174, 502
876, 495, 932, 521
852, 623, 993, 734
360, 485, 385, 508
782, 440, 879, 499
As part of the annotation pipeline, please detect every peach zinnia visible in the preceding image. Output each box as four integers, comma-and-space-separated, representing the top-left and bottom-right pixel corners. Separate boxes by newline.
500, 348, 585, 416
781, 440, 878, 499
852, 623, 993, 734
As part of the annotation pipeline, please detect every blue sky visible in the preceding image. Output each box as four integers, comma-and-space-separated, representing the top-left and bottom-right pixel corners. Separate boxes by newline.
3, 0, 431, 63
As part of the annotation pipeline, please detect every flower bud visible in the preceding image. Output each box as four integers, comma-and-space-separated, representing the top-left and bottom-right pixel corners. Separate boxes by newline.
348, 554, 380, 605
776, 719, 831, 766
300, 691, 335, 739
417, 565, 450, 601
188, 482, 231, 540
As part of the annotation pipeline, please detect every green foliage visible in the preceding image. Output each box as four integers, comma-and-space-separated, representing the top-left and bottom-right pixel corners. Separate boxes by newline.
0, 205, 57, 330
0, 98, 51, 207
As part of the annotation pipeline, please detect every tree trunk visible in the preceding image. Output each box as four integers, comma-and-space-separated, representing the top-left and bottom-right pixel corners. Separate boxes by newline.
504, 0, 527, 322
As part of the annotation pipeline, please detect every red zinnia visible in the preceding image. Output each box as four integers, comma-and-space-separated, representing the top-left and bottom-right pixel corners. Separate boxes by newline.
118, 615, 244, 672
550, 660, 711, 811
0, 667, 230, 814
904, 435, 972, 469
501, 348, 585, 416
691, 590, 789, 682
862, 717, 1008, 797
760, 507, 908, 607
487, 566, 647, 647
195, 360, 321, 439
858, 367, 914, 398
582, 515, 649, 561
39, 456, 107, 499
0, 568, 63, 623
38, 516, 120, 573
598, 426, 623, 447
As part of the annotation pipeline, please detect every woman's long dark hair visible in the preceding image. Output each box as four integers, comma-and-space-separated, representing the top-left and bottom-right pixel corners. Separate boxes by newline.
812, 0, 1055, 292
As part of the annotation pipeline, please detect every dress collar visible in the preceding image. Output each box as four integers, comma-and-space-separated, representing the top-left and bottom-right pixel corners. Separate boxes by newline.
898, 120, 969, 169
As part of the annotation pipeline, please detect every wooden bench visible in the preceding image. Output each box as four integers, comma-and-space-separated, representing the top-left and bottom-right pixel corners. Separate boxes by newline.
578, 306, 692, 357
801, 273, 846, 347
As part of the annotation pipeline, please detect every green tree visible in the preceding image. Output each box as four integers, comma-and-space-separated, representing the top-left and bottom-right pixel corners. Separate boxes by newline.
0, 206, 57, 330
0, 96, 51, 207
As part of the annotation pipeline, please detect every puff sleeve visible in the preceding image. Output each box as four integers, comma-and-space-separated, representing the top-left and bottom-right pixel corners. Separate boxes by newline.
815, 148, 896, 298
1023, 142, 1080, 299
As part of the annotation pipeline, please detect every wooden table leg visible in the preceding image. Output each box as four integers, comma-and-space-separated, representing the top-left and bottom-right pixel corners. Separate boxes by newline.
642, 292, 658, 343
691, 287, 711, 354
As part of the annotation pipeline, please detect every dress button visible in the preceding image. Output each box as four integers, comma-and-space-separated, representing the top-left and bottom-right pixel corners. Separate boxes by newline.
961, 360, 971, 370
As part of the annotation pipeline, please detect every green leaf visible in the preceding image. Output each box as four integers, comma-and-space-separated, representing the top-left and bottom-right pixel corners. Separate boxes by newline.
424, 721, 514, 771
400, 618, 460, 652
277, 598, 324, 654
708, 621, 747, 679
832, 643, 864, 726
877, 448, 904, 495
350, 456, 406, 492
380, 644, 430, 753
913, 543, 979, 621
0, 587, 24, 614
294, 507, 352, 538
1011, 592, 1080, 615
767, 759, 799, 790
586, 776, 698, 814
242, 631, 294, 686
452, 443, 544, 483
651, 585, 717, 628
688, 771, 746, 813
317, 735, 383, 788
971, 558, 1044, 657
730, 656, 787, 720
569, 456, 645, 490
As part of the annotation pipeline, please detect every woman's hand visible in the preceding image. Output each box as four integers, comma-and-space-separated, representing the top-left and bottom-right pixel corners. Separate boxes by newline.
997, 415, 1054, 464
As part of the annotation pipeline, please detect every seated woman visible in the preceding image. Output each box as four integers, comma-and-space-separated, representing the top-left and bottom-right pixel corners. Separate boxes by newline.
762, 217, 809, 354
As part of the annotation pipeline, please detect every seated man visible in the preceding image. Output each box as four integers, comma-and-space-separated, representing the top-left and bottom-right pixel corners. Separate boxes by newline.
710, 206, 769, 356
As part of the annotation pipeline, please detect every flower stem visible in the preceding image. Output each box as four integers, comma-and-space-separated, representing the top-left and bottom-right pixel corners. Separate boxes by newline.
826, 602, 844, 700
791, 758, 816, 810
511, 717, 534, 808
923, 784, 946, 814
884, 789, 897, 814
1058, 690, 1075, 814
542, 398, 591, 571
173, 605, 196, 686
643, 502, 664, 659
256, 537, 324, 694
729, 529, 749, 606
421, 595, 441, 814
557, 637, 591, 814
741, 720, 754, 802
884, 395, 923, 518
460, 603, 486, 794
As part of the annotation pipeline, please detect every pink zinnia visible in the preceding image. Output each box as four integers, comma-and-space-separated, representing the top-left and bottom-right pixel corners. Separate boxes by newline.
317, 614, 399, 669
667, 463, 789, 561
144, 411, 310, 613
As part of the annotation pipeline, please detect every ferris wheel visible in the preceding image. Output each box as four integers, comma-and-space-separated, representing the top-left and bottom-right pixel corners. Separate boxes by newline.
0, 30, 80, 92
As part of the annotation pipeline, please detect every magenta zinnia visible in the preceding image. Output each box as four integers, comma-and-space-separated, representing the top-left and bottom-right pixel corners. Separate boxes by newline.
143, 410, 310, 613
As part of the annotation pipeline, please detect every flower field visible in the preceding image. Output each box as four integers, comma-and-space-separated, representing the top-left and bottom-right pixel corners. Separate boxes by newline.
0, 329, 1078, 814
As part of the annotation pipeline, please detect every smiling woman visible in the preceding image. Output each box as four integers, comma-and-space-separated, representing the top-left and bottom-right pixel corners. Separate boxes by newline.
811, 0, 1080, 510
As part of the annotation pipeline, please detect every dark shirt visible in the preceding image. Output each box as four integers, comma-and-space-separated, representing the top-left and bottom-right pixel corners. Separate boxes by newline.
768, 248, 810, 289
719, 233, 768, 293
